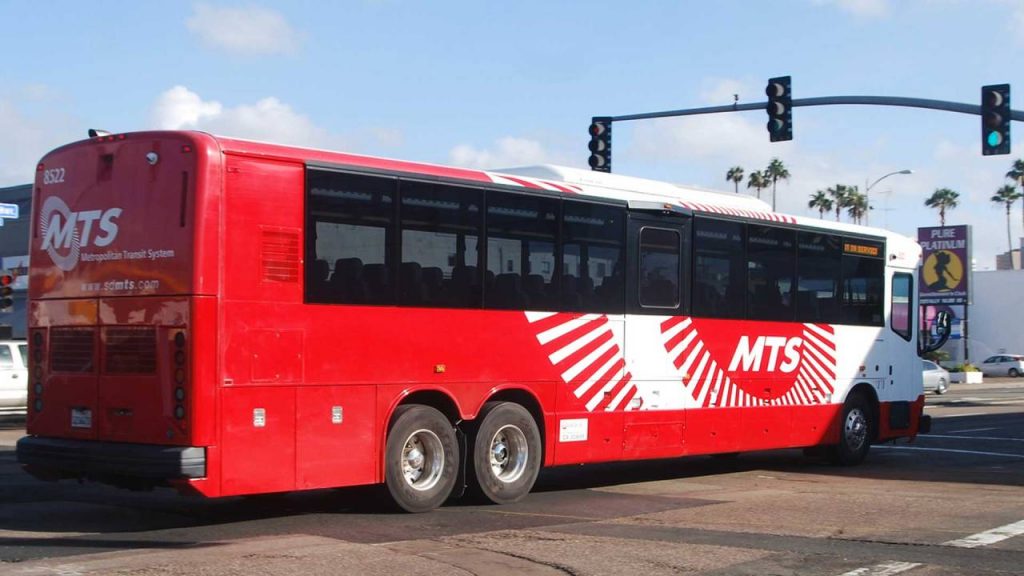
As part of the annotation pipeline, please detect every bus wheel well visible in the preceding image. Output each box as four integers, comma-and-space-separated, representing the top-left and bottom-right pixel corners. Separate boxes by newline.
393, 391, 461, 428
847, 383, 880, 443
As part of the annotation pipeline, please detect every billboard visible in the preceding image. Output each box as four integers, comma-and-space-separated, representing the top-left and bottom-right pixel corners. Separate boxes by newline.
918, 225, 970, 305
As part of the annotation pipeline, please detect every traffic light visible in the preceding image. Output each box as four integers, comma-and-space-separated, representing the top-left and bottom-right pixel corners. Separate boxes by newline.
0, 273, 13, 312
588, 117, 612, 172
981, 84, 1011, 156
765, 76, 792, 142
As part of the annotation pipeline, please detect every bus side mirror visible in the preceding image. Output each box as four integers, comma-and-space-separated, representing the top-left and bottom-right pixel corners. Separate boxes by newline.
919, 311, 952, 355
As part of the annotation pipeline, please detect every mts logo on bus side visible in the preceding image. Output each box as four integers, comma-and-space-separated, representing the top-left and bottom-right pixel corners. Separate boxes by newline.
727, 336, 802, 373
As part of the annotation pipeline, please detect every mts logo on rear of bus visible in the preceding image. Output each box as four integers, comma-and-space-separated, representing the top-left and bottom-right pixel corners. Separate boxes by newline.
38, 196, 122, 271
661, 317, 837, 407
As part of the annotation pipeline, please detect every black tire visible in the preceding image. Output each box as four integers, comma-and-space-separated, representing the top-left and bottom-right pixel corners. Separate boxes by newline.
384, 405, 459, 513
469, 402, 542, 505
1009, 368, 1020, 378
829, 393, 873, 466
935, 378, 948, 395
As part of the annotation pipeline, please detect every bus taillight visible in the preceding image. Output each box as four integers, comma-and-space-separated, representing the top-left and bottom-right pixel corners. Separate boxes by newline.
30, 329, 46, 413
172, 331, 187, 423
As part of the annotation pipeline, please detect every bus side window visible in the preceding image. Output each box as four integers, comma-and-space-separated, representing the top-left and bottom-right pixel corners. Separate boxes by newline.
306, 169, 396, 305
747, 225, 795, 322
692, 218, 744, 319
485, 192, 558, 311
563, 201, 625, 314
796, 232, 841, 323
399, 180, 483, 308
841, 255, 885, 326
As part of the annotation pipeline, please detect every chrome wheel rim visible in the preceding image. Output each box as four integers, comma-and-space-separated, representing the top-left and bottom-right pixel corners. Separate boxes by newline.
844, 408, 868, 451
401, 428, 444, 491
489, 424, 528, 483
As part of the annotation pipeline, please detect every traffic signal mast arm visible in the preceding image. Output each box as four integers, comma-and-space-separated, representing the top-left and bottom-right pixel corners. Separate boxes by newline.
589, 88, 1018, 172
606, 95, 1024, 123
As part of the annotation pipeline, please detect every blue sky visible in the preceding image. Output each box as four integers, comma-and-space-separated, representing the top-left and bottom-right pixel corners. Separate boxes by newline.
2, 0, 1023, 268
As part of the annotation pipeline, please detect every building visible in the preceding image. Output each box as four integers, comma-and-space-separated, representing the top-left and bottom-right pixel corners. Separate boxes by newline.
968, 269, 1024, 362
995, 243, 1021, 271
0, 184, 31, 339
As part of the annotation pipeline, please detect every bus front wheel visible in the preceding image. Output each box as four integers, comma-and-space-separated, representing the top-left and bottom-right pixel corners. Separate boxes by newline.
830, 393, 873, 466
384, 404, 459, 513
470, 402, 542, 504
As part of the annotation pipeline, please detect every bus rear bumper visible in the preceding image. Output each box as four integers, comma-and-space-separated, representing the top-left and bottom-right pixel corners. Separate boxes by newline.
16, 436, 206, 486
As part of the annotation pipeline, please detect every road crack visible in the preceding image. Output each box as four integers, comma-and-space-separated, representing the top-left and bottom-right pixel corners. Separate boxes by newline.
461, 545, 581, 576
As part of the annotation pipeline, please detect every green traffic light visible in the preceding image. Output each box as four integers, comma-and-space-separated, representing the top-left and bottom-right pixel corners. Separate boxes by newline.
988, 131, 1004, 147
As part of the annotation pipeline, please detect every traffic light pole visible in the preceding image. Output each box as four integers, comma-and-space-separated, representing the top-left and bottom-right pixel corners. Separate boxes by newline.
606, 95, 1024, 123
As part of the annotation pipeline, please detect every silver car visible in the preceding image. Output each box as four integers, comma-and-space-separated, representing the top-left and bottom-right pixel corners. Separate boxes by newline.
922, 359, 950, 395
0, 340, 28, 410
978, 354, 1024, 378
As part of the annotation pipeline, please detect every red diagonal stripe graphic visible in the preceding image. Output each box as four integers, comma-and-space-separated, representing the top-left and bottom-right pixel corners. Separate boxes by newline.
579, 359, 625, 406
567, 345, 619, 393
551, 330, 614, 374
595, 373, 633, 411
541, 315, 609, 354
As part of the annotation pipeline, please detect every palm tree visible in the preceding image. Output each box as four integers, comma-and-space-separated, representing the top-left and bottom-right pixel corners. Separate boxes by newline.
827, 184, 851, 221
991, 184, 1022, 265
747, 170, 768, 200
765, 158, 790, 211
924, 188, 960, 226
1006, 158, 1024, 235
807, 190, 833, 219
726, 166, 744, 194
846, 190, 869, 224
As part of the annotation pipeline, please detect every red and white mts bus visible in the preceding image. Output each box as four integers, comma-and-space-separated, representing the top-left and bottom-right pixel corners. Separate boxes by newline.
17, 131, 944, 512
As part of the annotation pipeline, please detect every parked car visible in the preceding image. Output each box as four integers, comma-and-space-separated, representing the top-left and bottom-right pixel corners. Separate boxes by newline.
0, 340, 28, 410
978, 354, 1024, 378
922, 359, 950, 394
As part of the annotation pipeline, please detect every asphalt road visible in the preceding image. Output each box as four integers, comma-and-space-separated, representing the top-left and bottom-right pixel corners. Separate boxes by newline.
0, 380, 1021, 575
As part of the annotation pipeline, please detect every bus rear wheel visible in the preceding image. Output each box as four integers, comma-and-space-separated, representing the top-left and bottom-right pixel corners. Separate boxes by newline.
384, 405, 459, 513
470, 402, 542, 504
830, 393, 873, 466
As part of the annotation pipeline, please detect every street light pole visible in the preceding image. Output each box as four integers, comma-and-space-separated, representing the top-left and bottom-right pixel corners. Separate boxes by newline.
865, 169, 913, 226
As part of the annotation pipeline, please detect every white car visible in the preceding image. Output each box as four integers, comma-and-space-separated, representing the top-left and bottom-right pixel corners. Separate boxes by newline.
921, 359, 950, 395
0, 340, 28, 410
978, 354, 1024, 378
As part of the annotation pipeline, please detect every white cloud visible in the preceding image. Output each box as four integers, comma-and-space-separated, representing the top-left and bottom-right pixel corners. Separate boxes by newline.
449, 137, 552, 169
813, 0, 890, 18
186, 3, 300, 55
150, 85, 223, 129
150, 85, 329, 147
629, 114, 784, 171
